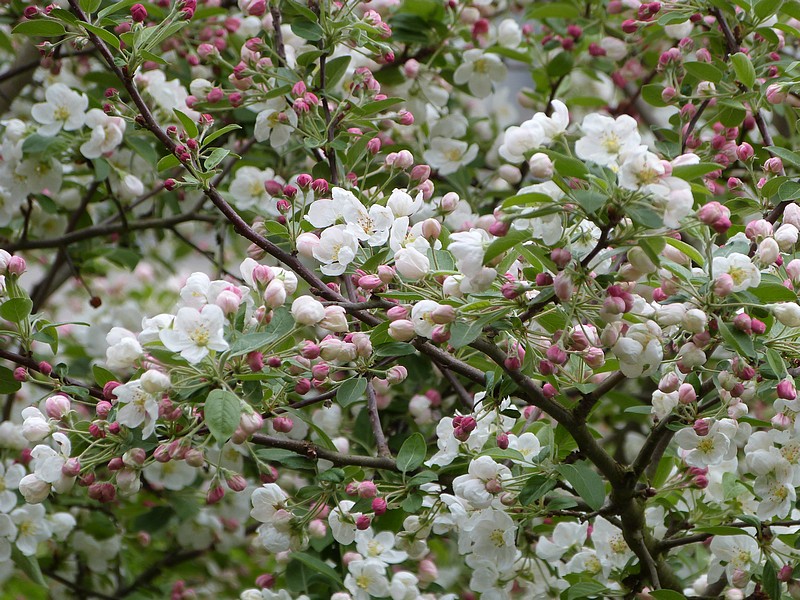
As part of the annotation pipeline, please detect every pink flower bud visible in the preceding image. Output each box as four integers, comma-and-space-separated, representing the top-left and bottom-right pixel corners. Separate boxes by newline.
295, 378, 311, 395
357, 481, 378, 498
713, 273, 734, 296
678, 383, 696, 404
88, 482, 116, 503
766, 83, 787, 104
386, 366, 407, 385
546, 345, 568, 365
765, 157, 784, 174
262, 180, 282, 198
496, 433, 509, 450
130, 3, 147, 22
273, 416, 294, 432
553, 272, 574, 301
62, 458, 81, 477
206, 485, 225, 504
226, 473, 247, 492
389, 319, 415, 341
356, 514, 371, 530
431, 304, 456, 324
377, 265, 395, 283
256, 574, 275, 589
45, 394, 71, 419
372, 497, 387, 515
6, 256, 27, 276
693, 419, 709, 436
13, 367, 27, 381
778, 378, 797, 400
550, 248, 572, 269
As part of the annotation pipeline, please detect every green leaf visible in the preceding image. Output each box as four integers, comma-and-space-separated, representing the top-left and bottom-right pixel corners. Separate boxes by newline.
766, 347, 789, 378
546, 51, 573, 77
626, 203, 663, 228
448, 320, 483, 349
352, 97, 404, 117
766, 146, 800, 167
553, 155, 588, 178
336, 378, 367, 408
0, 365, 22, 394
750, 282, 797, 303
683, 61, 723, 83
501, 192, 556, 209
83, 23, 120, 50
483, 229, 531, 264
322, 55, 350, 88
779, 180, 800, 202
396, 432, 426, 472
566, 582, 608, 600
291, 19, 323, 41
693, 526, 752, 536
641, 84, 669, 108
80, 0, 102, 14
665, 237, 705, 266
228, 309, 294, 356
12, 20, 67, 37
203, 147, 230, 170
22, 134, 59, 155
11, 547, 46, 587
173, 109, 198, 138
556, 461, 605, 510
202, 124, 242, 147
762, 560, 781, 600
204, 389, 241, 445
730, 52, 756, 88
717, 318, 756, 358
92, 364, 117, 386
98, 0, 138, 19
291, 552, 342, 585
519, 474, 556, 505
157, 153, 180, 171
573, 190, 606, 214
0, 297, 33, 323
671, 162, 722, 180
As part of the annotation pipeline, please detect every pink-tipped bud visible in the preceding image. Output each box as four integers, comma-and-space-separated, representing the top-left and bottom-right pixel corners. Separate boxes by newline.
372, 497, 387, 515
678, 383, 696, 404
693, 419, 710, 436
45, 394, 71, 419
273, 416, 294, 433
206, 485, 225, 504
778, 378, 797, 400
357, 481, 378, 499
130, 3, 147, 22
356, 514, 371, 530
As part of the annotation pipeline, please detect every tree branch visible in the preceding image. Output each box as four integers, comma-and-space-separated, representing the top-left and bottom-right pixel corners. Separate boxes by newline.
366, 378, 391, 457
251, 433, 398, 470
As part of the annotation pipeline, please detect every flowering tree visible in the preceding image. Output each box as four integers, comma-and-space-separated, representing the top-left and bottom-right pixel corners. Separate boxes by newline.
4, 0, 800, 597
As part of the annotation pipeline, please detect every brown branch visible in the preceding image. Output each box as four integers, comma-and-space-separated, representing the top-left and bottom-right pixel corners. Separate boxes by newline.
440, 366, 474, 411
251, 433, 398, 470
366, 378, 391, 457
0, 348, 105, 400
5, 210, 218, 252
269, 4, 286, 66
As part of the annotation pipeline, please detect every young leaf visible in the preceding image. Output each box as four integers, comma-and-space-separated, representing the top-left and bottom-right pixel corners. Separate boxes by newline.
0, 298, 33, 323
204, 389, 241, 444
337, 378, 367, 408
396, 432, 426, 472
173, 108, 199, 138
555, 461, 605, 510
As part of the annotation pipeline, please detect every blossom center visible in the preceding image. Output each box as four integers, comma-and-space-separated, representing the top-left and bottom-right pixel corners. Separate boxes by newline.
356, 574, 372, 589
490, 528, 506, 547
54, 105, 71, 121
189, 325, 210, 346
367, 540, 384, 556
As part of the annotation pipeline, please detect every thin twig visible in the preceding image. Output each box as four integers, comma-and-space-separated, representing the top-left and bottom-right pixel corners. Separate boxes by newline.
251, 433, 398, 470
366, 378, 391, 457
